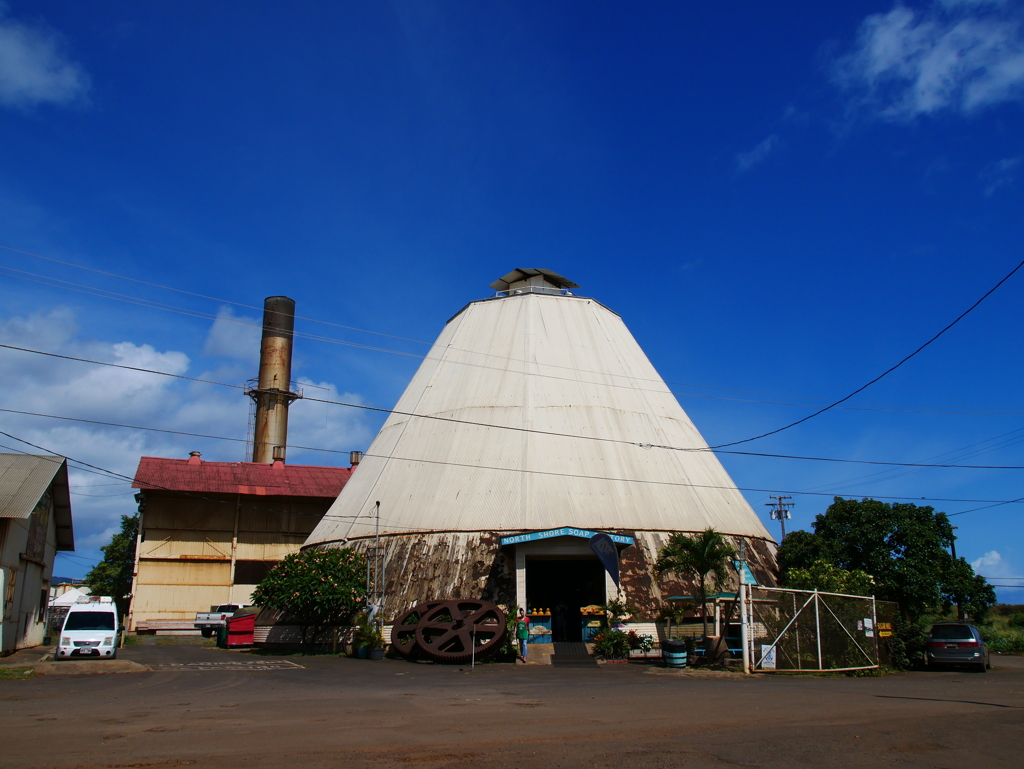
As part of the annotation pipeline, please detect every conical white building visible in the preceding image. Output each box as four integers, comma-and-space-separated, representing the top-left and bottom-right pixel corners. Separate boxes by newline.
306, 269, 776, 633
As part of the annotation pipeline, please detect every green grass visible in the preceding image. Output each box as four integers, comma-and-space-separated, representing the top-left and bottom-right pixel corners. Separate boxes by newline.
981, 609, 1024, 653
0, 667, 36, 681
155, 635, 217, 646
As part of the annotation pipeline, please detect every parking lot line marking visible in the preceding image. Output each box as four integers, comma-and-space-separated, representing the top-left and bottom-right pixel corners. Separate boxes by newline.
147, 660, 305, 672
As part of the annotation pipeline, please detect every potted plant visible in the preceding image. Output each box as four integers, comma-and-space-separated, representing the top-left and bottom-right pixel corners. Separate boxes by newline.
634, 633, 655, 659
353, 613, 373, 658
365, 623, 386, 660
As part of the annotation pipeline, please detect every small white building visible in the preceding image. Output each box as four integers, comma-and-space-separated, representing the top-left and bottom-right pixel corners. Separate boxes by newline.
0, 453, 75, 654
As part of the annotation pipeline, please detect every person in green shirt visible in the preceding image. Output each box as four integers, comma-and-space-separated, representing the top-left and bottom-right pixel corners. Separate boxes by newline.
515, 608, 530, 660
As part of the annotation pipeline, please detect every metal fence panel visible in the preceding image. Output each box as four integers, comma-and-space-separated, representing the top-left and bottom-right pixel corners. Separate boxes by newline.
747, 586, 879, 672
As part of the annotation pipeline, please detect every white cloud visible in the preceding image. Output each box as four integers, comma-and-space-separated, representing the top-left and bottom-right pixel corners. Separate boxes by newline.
833, 2, 1024, 120
973, 549, 1014, 577
0, 5, 90, 109
980, 155, 1022, 194
288, 379, 374, 465
972, 550, 1023, 598
735, 135, 780, 173
202, 306, 262, 360
0, 306, 371, 574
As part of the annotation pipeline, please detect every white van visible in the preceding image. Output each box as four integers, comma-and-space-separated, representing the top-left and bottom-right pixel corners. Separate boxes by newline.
56, 596, 119, 660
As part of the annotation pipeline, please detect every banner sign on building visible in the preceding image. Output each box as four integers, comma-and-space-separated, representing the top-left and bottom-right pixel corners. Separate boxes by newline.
589, 533, 621, 588
733, 560, 758, 586
500, 527, 634, 546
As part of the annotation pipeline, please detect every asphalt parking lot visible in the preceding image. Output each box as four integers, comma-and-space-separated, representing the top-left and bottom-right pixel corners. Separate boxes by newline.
2, 642, 1023, 769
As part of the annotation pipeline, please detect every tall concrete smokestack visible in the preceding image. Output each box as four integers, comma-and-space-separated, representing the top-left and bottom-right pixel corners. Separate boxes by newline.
249, 296, 300, 463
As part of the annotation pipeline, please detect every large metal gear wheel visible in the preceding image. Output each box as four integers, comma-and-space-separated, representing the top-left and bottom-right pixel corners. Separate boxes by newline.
414, 600, 506, 663
390, 601, 446, 658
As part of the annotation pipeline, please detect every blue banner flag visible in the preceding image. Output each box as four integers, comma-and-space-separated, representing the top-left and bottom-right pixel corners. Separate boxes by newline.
589, 533, 620, 588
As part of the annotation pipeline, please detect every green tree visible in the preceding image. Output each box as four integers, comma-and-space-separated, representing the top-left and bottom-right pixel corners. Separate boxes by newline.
783, 559, 875, 596
775, 529, 825, 578
941, 558, 997, 622
251, 548, 367, 644
778, 497, 994, 621
655, 528, 737, 638
85, 514, 138, 618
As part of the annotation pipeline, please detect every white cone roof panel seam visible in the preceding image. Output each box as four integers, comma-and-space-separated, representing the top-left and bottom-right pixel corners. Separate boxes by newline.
306, 291, 772, 544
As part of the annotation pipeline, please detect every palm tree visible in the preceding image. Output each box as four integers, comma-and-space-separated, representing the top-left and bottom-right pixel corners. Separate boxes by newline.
655, 528, 738, 638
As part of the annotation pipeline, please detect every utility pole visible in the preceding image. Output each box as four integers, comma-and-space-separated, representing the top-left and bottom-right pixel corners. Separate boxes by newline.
365, 501, 384, 623
766, 495, 794, 541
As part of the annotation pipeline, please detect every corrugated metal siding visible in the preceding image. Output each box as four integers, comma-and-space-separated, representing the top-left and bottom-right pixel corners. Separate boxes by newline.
137, 559, 231, 586
131, 585, 233, 620
308, 293, 773, 545
0, 453, 61, 519
140, 532, 232, 560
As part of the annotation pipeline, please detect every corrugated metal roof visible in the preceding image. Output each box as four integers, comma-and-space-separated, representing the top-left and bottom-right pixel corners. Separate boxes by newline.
0, 453, 64, 519
133, 457, 352, 497
306, 290, 773, 545
0, 453, 74, 550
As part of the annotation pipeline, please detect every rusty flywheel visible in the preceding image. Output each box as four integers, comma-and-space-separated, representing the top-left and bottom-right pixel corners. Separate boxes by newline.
390, 600, 506, 663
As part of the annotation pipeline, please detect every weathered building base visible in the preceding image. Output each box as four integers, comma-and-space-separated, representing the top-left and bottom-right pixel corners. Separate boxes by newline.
319, 529, 777, 622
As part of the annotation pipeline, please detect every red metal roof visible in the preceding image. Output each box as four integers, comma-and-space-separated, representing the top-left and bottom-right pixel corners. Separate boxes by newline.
132, 456, 353, 498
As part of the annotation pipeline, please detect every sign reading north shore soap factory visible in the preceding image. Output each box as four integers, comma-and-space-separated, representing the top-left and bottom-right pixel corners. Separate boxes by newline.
500, 527, 634, 546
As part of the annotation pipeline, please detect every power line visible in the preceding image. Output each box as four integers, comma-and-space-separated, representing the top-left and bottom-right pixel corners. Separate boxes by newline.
949, 495, 1024, 517
3, 248, 1022, 416
70, 490, 137, 497
56, 552, 100, 564
0, 431, 366, 525
354, 450, 1022, 505
0, 266, 421, 359
710, 256, 1024, 449
0, 244, 427, 347
788, 427, 1024, 498
3, 420, 1021, 516
6, 376, 1024, 471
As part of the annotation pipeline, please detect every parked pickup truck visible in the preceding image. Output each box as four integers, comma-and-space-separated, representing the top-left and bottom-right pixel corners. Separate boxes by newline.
195, 604, 249, 637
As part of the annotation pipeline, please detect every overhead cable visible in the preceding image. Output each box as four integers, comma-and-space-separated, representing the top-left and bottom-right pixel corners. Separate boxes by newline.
2, 249, 1020, 415
2, 424, 1020, 510
4, 351, 1024, 471
709, 256, 1024, 449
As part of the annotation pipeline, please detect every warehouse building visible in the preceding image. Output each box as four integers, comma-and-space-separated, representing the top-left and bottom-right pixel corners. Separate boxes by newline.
128, 453, 353, 631
0, 453, 75, 654
305, 269, 777, 639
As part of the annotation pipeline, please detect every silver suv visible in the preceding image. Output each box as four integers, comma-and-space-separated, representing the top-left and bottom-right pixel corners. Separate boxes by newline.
926, 622, 990, 672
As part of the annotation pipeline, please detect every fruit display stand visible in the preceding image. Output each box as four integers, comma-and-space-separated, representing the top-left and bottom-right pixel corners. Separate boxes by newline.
528, 611, 552, 643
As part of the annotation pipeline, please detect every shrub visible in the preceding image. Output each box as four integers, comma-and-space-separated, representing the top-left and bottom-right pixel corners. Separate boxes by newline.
593, 630, 630, 659
251, 547, 367, 644
986, 634, 1024, 654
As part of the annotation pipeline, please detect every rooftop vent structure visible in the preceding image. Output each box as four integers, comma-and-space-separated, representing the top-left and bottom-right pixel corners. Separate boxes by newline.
488, 268, 579, 296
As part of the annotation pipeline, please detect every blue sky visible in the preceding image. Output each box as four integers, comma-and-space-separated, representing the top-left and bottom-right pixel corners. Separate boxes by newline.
1, 1, 1022, 599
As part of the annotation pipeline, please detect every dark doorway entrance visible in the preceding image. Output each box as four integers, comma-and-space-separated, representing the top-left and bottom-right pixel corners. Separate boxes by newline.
526, 559, 605, 642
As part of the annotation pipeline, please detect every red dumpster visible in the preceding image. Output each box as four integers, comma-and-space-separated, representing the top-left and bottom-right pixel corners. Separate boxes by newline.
226, 611, 256, 647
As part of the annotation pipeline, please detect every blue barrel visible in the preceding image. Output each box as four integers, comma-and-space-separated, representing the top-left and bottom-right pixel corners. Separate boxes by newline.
661, 639, 688, 668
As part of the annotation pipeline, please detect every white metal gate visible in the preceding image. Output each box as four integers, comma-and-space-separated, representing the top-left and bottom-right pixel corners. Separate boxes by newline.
741, 585, 879, 672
